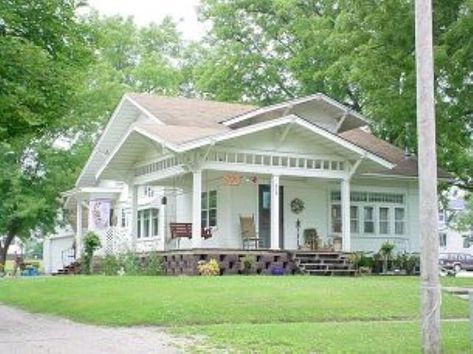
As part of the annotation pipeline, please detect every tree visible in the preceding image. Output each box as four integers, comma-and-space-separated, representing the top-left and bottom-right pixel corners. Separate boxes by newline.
194, 0, 473, 187
0, 0, 92, 266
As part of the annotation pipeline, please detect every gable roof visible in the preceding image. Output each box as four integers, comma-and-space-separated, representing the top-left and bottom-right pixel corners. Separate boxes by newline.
78, 93, 452, 187
221, 93, 368, 131
340, 128, 451, 179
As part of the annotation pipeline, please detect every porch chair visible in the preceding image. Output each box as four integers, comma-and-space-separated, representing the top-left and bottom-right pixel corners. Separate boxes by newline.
239, 215, 260, 250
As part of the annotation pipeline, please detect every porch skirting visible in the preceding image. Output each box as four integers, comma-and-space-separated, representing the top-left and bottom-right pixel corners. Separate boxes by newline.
162, 249, 293, 276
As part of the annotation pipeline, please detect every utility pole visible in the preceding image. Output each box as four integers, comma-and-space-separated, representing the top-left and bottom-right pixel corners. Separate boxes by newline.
415, 0, 441, 353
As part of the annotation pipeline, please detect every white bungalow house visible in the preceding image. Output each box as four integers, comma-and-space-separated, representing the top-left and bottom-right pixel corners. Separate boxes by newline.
59, 93, 449, 269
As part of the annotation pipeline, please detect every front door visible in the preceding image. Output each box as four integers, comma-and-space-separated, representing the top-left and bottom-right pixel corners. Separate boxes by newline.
258, 184, 284, 248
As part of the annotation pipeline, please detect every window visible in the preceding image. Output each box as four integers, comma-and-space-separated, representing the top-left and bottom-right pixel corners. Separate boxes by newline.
331, 205, 342, 233
463, 236, 473, 248
137, 208, 159, 238
379, 207, 390, 234
439, 233, 447, 247
331, 191, 404, 204
152, 209, 159, 236
143, 186, 154, 198
364, 207, 375, 233
201, 190, 217, 228
350, 206, 359, 233
143, 210, 150, 237
121, 208, 127, 228
137, 211, 143, 238
394, 207, 405, 235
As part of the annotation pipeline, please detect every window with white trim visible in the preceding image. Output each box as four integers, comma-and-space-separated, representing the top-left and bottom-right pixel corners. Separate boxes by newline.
201, 190, 217, 228
137, 208, 159, 238
439, 233, 447, 247
363, 206, 375, 233
350, 206, 359, 233
379, 207, 390, 234
121, 208, 128, 228
394, 207, 405, 235
331, 205, 342, 233
330, 191, 406, 236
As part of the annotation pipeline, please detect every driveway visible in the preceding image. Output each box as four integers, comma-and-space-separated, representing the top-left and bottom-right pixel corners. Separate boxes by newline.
0, 305, 197, 354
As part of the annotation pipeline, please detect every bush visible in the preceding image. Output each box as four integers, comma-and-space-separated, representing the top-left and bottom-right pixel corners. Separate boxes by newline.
102, 255, 120, 276
119, 251, 141, 275
81, 232, 101, 275
97, 252, 163, 276
142, 252, 163, 276
241, 255, 255, 275
197, 259, 220, 276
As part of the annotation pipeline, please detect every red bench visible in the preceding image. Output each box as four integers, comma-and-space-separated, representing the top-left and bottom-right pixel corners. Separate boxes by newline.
170, 222, 212, 240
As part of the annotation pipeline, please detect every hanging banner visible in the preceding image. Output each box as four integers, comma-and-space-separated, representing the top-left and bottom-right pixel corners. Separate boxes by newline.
89, 199, 111, 230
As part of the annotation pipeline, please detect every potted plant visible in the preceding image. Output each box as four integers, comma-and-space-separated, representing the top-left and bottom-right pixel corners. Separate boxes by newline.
303, 228, 318, 250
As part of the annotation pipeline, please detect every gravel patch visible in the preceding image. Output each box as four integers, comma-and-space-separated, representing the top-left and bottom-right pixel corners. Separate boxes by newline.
0, 305, 199, 354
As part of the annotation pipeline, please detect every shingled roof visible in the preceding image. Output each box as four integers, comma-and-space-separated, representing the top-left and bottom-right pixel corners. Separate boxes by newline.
340, 128, 451, 179
127, 93, 255, 129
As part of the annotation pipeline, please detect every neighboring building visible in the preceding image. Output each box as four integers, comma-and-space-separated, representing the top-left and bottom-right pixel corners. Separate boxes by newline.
439, 195, 473, 255
48, 93, 450, 272
6, 238, 24, 257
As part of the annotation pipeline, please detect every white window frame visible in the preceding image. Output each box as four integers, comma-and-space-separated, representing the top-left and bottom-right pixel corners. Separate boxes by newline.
330, 190, 406, 237
137, 208, 160, 239
379, 207, 390, 235
394, 207, 406, 235
439, 232, 447, 247
363, 206, 375, 234
201, 190, 217, 228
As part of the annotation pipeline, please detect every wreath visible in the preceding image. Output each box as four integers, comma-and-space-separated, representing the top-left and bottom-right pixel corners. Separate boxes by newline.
290, 198, 305, 214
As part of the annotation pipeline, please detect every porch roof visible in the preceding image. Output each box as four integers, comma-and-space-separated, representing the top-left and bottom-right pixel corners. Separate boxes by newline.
97, 114, 395, 182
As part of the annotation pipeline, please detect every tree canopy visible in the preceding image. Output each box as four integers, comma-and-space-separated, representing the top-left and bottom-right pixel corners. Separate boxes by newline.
194, 0, 473, 188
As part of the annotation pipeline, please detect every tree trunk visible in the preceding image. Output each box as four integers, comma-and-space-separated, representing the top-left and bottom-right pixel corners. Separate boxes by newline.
0, 232, 15, 267
415, 0, 441, 353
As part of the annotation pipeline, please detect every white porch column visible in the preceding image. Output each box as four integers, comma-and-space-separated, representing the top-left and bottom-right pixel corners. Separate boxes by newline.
270, 174, 280, 250
158, 196, 166, 251
75, 198, 83, 259
192, 169, 202, 248
130, 184, 138, 251
341, 178, 351, 252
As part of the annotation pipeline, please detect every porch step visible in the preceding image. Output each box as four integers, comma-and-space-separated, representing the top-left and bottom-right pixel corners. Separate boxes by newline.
52, 261, 80, 276
291, 251, 356, 276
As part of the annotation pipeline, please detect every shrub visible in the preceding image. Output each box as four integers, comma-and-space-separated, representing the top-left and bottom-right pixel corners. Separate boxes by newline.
81, 232, 101, 275
102, 255, 120, 276
197, 258, 220, 276
142, 252, 163, 276
241, 255, 255, 275
118, 251, 141, 275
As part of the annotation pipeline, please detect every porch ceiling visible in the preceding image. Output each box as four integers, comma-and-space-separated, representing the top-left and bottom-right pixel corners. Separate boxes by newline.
98, 131, 162, 181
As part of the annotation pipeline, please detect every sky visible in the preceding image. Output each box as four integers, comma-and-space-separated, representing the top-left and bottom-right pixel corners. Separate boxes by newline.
85, 0, 206, 40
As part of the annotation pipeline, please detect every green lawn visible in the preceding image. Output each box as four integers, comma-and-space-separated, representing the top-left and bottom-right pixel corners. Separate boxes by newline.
0, 276, 471, 353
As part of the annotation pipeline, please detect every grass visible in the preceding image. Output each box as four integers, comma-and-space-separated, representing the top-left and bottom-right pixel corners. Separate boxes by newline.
0, 275, 471, 353
177, 321, 470, 353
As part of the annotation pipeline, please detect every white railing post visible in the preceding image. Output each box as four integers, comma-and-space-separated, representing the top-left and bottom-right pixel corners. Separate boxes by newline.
159, 196, 166, 251
192, 169, 202, 248
270, 174, 280, 250
75, 198, 83, 259
130, 184, 138, 251
341, 178, 351, 252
